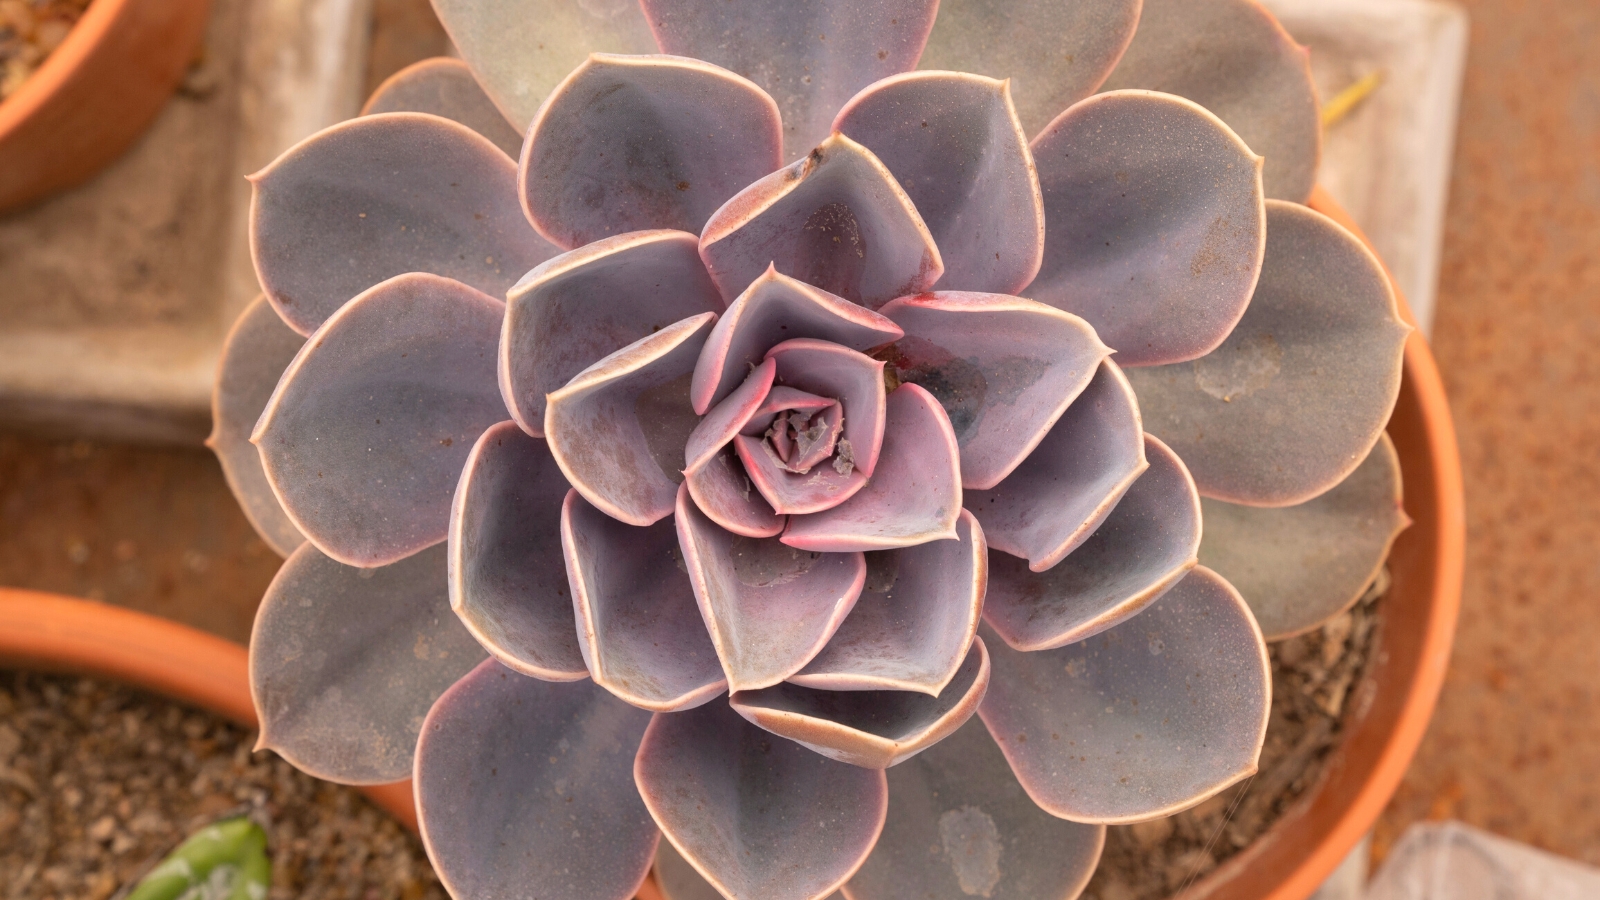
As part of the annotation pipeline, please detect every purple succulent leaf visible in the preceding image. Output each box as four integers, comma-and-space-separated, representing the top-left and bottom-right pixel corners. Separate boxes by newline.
1123, 201, 1411, 506
735, 433, 869, 516
207, 295, 307, 558
1027, 90, 1266, 368
522, 54, 784, 250
640, 0, 938, 160
834, 72, 1044, 295
729, 636, 989, 769
782, 383, 962, 553
978, 566, 1270, 823
966, 360, 1146, 572
249, 113, 557, 336
448, 421, 588, 681
918, 0, 1141, 137
563, 489, 728, 711
766, 338, 889, 477
657, 841, 847, 900
545, 312, 717, 526
430, 0, 658, 134
1100, 0, 1320, 202
742, 387, 837, 438
1201, 433, 1409, 641
700, 133, 944, 309
252, 274, 507, 568
675, 485, 865, 692
634, 699, 888, 900
685, 358, 777, 470
416, 659, 659, 900
878, 291, 1111, 489
691, 267, 903, 414
250, 542, 486, 784
843, 716, 1106, 900
792, 509, 985, 696
361, 57, 524, 159
985, 434, 1201, 652
685, 447, 787, 538
502, 230, 723, 438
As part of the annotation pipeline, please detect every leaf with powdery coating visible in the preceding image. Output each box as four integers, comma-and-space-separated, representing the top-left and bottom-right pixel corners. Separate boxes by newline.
765, 338, 889, 478
502, 230, 722, 438
657, 840, 848, 900
522, 54, 784, 250
675, 486, 865, 692
1201, 432, 1409, 640
1028, 90, 1266, 367
564, 489, 727, 711
417, 660, 659, 900
967, 360, 1147, 572
700, 133, 943, 309
918, 0, 1141, 137
361, 57, 524, 158
985, 434, 1201, 652
253, 274, 507, 569
208, 295, 306, 558
249, 113, 556, 336
691, 267, 902, 415
1100, 0, 1321, 202
979, 567, 1270, 824
730, 637, 989, 769
635, 700, 888, 900
431, 0, 659, 134
844, 716, 1105, 900
1124, 201, 1410, 506
251, 542, 486, 785
793, 510, 986, 696
641, 0, 938, 160
685, 359, 777, 472
783, 383, 962, 553
879, 291, 1110, 489
449, 421, 587, 681
835, 72, 1044, 295
545, 313, 716, 526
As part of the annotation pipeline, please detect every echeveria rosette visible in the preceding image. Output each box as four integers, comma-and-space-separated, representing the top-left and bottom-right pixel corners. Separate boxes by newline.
208, 1, 1417, 898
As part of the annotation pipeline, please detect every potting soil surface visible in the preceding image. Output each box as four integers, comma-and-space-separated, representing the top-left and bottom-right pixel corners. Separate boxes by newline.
0, 670, 446, 900
0, 0, 93, 101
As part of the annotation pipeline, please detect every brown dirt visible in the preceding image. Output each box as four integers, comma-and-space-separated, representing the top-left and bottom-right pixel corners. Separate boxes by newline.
0, 669, 446, 900
1082, 573, 1389, 900
0, 0, 91, 101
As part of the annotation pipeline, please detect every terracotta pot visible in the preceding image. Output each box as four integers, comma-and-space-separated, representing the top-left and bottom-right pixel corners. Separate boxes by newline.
0, 0, 213, 213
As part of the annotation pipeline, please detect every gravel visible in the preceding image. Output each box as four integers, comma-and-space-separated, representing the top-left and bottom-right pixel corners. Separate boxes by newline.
0, 0, 92, 101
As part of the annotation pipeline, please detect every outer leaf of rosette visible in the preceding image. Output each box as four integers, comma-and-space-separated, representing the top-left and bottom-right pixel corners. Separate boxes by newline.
361, 57, 524, 159
1027, 90, 1266, 367
431, 0, 659, 134
521, 53, 784, 250
878, 291, 1110, 490
252, 273, 509, 569
634, 699, 888, 900
1123, 200, 1411, 507
834, 71, 1045, 295
1099, 0, 1321, 202
675, 485, 866, 692
918, 0, 1142, 137
250, 542, 487, 784
563, 489, 727, 711
640, 0, 939, 160
544, 312, 716, 526
501, 229, 722, 438
249, 112, 556, 336
700, 132, 944, 309
978, 566, 1270, 824
792, 510, 986, 696
658, 840, 847, 900
416, 659, 659, 900
691, 266, 903, 415
843, 716, 1106, 900
208, 295, 307, 558
730, 636, 990, 769
966, 359, 1147, 572
984, 434, 1201, 652
1200, 432, 1409, 640
448, 421, 588, 681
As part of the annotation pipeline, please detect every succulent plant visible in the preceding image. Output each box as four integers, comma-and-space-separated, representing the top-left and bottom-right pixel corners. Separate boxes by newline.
209, 0, 1413, 898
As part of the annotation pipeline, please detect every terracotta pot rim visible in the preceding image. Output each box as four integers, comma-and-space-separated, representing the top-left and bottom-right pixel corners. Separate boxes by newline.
0, 0, 130, 136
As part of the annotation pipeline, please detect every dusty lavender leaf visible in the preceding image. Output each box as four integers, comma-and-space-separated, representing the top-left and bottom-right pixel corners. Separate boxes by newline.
361, 56, 524, 158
